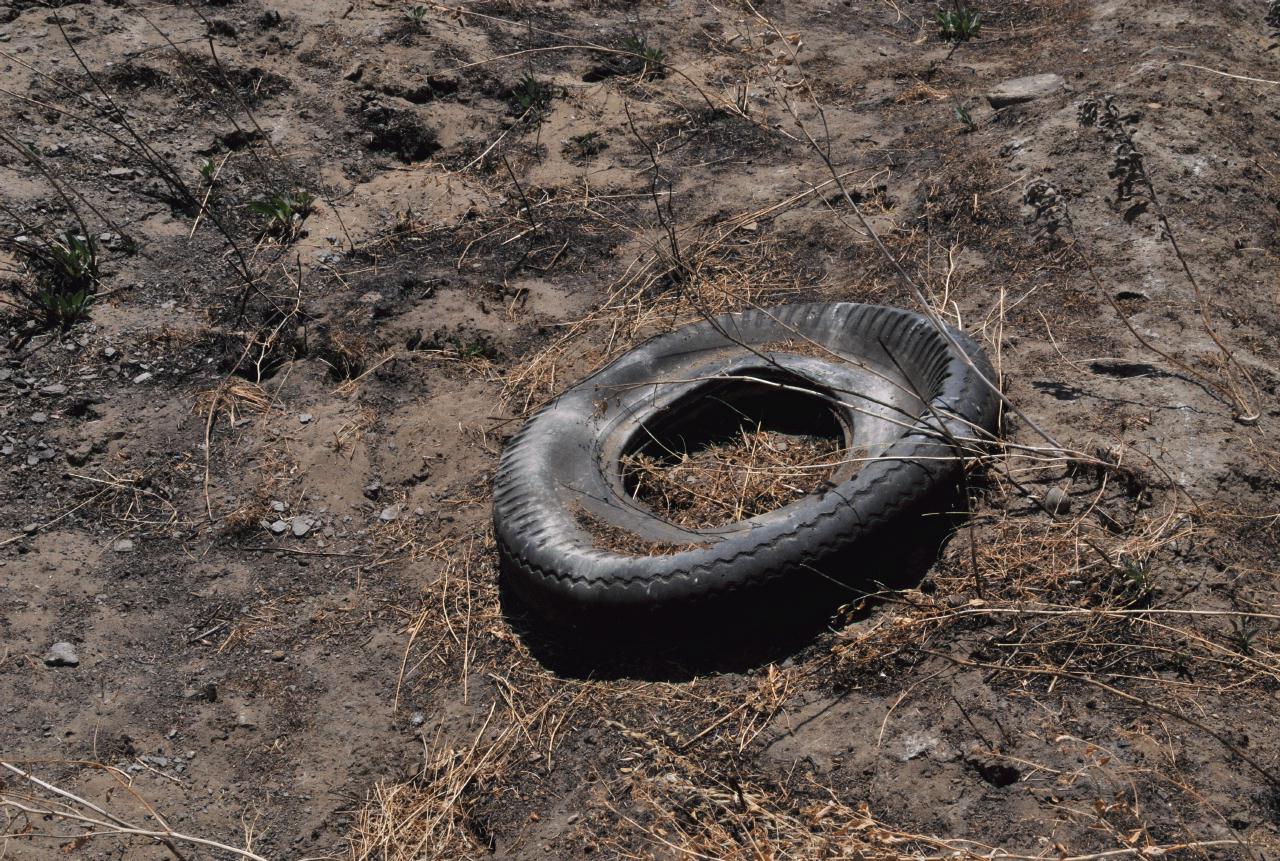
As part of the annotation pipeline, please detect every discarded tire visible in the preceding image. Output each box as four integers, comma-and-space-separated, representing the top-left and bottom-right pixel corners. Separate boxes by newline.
493, 302, 1000, 626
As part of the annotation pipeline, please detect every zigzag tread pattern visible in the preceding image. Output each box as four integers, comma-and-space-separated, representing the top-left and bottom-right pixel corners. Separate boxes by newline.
491, 303, 998, 606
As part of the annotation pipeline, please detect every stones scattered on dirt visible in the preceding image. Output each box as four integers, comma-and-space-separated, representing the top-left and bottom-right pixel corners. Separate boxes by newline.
298, 412, 313, 424
290, 516, 312, 537
26, 445, 56, 466
112, 538, 135, 553
182, 682, 219, 702
986, 73, 1065, 108
379, 505, 400, 522
39, 383, 67, 396
66, 443, 94, 466
43, 642, 80, 667
269, 519, 288, 535
132, 371, 153, 384
1044, 486, 1072, 515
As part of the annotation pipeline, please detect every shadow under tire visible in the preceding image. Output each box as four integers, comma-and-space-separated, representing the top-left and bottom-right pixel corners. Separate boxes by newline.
492, 303, 1000, 629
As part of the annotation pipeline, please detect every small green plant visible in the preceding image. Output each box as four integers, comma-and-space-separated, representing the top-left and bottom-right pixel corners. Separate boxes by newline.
7, 230, 99, 329
250, 190, 314, 239
622, 35, 667, 81
565, 131, 608, 159
452, 337, 489, 359
1116, 554, 1153, 605
953, 101, 976, 132
1164, 648, 1193, 681
510, 73, 553, 122
937, 5, 982, 41
1229, 618, 1257, 657
198, 158, 217, 185
403, 4, 427, 31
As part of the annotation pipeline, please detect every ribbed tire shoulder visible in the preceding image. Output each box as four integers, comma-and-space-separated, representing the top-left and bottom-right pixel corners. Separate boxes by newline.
492, 302, 1000, 624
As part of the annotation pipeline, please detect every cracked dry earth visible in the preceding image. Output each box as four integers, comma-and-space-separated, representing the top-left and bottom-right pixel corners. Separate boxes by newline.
3, 0, 1280, 859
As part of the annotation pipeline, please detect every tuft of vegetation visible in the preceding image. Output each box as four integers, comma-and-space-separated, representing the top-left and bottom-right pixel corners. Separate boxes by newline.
6, 230, 100, 330
621, 35, 667, 81
198, 157, 217, 185
953, 101, 976, 132
402, 4, 427, 32
450, 337, 491, 360
249, 190, 315, 240
510, 73, 553, 122
564, 131, 608, 159
937, 4, 982, 41
1116, 554, 1154, 606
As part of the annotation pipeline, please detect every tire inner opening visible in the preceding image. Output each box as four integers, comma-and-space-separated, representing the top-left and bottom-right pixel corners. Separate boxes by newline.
618, 369, 852, 530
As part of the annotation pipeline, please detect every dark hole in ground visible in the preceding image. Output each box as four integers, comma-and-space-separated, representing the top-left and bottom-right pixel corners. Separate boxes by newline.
1089, 360, 1170, 379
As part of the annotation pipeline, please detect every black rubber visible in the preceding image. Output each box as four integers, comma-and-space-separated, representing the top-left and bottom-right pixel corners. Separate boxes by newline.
493, 302, 1000, 627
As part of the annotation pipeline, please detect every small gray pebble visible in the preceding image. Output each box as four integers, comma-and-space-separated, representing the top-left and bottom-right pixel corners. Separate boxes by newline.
112, 538, 135, 553
1044, 486, 1071, 515
290, 517, 311, 537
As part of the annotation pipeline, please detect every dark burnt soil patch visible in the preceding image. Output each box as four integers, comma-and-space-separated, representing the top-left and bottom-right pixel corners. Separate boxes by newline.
374, 74, 461, 105
351, 98, 440, 163
657, 107, 795, 169
95, 55, 291, 107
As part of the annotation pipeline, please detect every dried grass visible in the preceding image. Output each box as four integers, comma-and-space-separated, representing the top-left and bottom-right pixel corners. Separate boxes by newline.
620, 425, 848, 529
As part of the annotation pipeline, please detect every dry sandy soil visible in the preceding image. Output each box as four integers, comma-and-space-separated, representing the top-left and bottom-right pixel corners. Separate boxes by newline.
3, 0, 1280, 858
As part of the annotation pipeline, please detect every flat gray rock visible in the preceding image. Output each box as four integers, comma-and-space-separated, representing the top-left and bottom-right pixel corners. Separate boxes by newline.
987, 73, 1064, 108
44, 642, 80, 667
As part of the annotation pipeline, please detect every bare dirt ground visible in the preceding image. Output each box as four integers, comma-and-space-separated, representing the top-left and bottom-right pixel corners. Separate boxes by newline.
3, 0, 1280, 858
